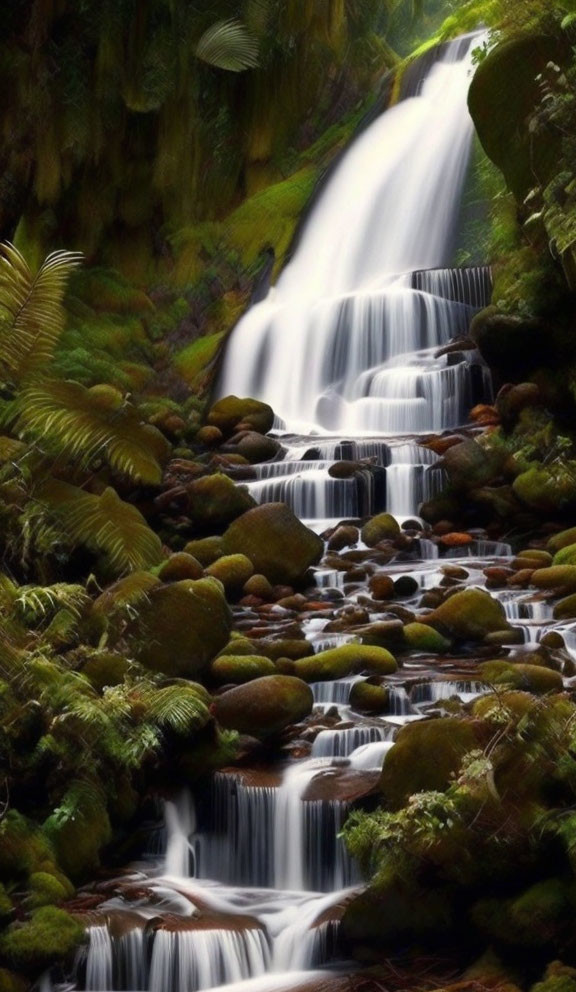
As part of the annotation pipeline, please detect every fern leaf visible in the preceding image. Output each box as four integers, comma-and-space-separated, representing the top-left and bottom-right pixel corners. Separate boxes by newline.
36, 479, 163, 574
16, 379, 167, 484
141, 683, 210, 734
0, 244, 82, 385
14, 583, 90, 626
195, 19, 259, 71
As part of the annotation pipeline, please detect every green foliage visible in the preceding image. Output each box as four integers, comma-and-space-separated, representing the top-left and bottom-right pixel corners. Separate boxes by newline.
0, 907, 83, 973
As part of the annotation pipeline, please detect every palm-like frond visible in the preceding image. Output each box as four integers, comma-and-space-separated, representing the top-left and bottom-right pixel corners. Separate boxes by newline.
140, 682, 211, 735
195, 19, 259, 71
0, 244, 82, 386
15, 379, 167, 484
14, 583, 90, 626
37, 479, 163, 574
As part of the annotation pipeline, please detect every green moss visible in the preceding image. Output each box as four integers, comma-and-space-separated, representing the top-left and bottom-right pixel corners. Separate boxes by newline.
174, 332, 226, 390
478, 661, 563, 695
360, 512, 401, 547
205, 554, 254, 592
380, 718, 480, 808
26, 871, 74, 909
293, 644, 397, 683
403, 622, 451, 654
210, 654, 277, 685
0, 907, 84, 974
554, 544, 576, 566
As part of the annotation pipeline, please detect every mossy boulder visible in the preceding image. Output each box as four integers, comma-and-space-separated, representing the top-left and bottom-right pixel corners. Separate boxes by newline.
221, 503, 323, 584
513, 467, 576, 515
470, 308, 547, 381
0, 813, 55, 878
380, 717, 480, 808
532, 566, 576, 593
478, 661, 563, 695
425, 588, 510, 641
212, 675, 313, 736
186, 473, 256, 531
129, 577, 232, 677
235, 432, 282, 463
210, 654, 277, 685
217, 637, 263, 657
82, 651, 131, 691
403, 622, 450, 654
532, 961, 576, 992
26, 871, 74, 909
292, 644, 397, 682
158, 552, 204, 582
349, 680, 389, 714
341, 882, 456, 953
442, 437, 505, 491
205, 553, 254, 592
554, 594, 576, 621
183, 536, 223, 566
43, 792, 111, 880
554, 544, 576, 567
0, 907, 84, 974
207, 396, 275, 436
257, 639, 314, 661
361, 513, 401, 547
472, 878, 576, 953
549, 528, 576, 553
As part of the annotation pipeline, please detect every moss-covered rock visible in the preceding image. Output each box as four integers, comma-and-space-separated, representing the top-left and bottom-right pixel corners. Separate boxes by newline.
221, 503, 323, 584
235, 432, 282, 463
554, 594, 576, 621
442, 437, 506, 491
217, 636, 262, 657
513, 467, 576, 515
0, 907, 84, 974
129, 577, 232, 677
243, 573, 275, 599
210, 654, 277, 684
205, 553, 254, 592
257, 639, 314, 661
207, 396, 275, 436
341, 882, 456, 953
425, 588, 510, 641
183, 536, 223, 566
0, 813, 55, 879
472, 878, 576, 953
81, 652, 131, 691
532, 566, 576, 593
212, 675, 313, 736
292, 644, 397, 682
379, 717, 480, 808
554, 544, 576, 567
158, 552, 204, 582
186, 473, 256, 531
403, 622, 451, 654
43, 791, 111, 880
532, 961, 576, 992
361, 513, 401, 547
549, 528, 576, 553
478, 661, 563, 695
349, 680, 389, 714
26, 871, 74, 909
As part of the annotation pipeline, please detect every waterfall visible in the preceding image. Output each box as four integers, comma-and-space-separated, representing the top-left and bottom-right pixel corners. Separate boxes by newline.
218, 33, 489, 436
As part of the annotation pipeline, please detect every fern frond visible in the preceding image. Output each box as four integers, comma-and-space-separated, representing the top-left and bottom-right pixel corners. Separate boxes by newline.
140, 683, 210, 735
16, 380, 166, 484
0, 244, 82, 385
195, 19, 259, 71
92, 571, 160, 619
15, 583, 90, 626
37, 479, 163, 574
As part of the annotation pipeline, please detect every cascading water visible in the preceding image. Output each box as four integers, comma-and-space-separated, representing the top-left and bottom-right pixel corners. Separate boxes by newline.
72, 32, 497, 992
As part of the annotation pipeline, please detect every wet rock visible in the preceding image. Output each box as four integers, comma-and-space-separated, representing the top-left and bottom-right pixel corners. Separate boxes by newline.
553, 543, 576, 567
368, 573, 395, 600
403, 622, 451, 654
443, 438, 504, 491
442, 565, 469, 580
257, 639, 314, 661
425, 588, 510, 641
158, 552, 204, 582
394, 575, 419, 598
234, 432, 283, 464
129, 578, 232, 677
184, 536, 224, 566
439, 532, 474, 548
484, 629, 525, 646
210, 654, 277, 685
195, 425, 223, 447
496, 382, 542, 428
532, 565, 576, 594
349, 680, 389, 714
303, 767, 379, 802
328, 461, 364, 479
361, 512, 401, 547
507, 568, 535, 588
243, 574, 275, 599
207, 396, 275, 436
292, 644, 397, 682
554, 594, 576, 620
212, 675, 313, 737
327, 525, 360, 551
484, 566, 515, 588
548, 527, 576, 553
222, 503, 323, 584
355, 620, 405, 649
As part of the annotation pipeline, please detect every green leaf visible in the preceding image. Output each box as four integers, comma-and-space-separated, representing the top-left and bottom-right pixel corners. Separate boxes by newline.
195, 19, 259, 72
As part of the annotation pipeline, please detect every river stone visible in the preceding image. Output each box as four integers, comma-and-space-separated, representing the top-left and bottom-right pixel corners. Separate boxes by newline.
186, 473, 256, 531
548, 528, 576, 553
257, 639, 314, 661
553, 544, 576, 568
212, 675, 313, 736
210, 654, 277, 685
554, 594, 576, 621
221, 503, 323, 584
403, 622, 451, 654
425, 588, 510, 641
207, 396, 275, 436
369, 573, 395, 600
292, 644, 397, 682
130, 578, 232, 677
361, 513, 401, 547
532, 565, 576, 593
380, 717, 481, 808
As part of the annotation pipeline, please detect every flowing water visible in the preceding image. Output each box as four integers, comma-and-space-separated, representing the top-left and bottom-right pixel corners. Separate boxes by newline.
69, 31, 511, 992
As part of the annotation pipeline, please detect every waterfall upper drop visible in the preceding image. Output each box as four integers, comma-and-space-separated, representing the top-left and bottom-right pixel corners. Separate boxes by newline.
218, 33, 490, 436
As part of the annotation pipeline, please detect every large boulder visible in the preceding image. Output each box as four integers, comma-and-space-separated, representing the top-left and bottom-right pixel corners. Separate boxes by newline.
207, 396, 275, 436
442, 437, 505, 492
470, 308, 546, 381
129, 577, 232, 677
361, 513, 400, 547
293, 644, 397, 682
478, 661, 563, 695
513, 466, 576, 514
186, 473, 256, 531
212, 675, 313, 736
210, 654, 277, 685
380, 717, 481, 808
425, 588, 510, 641
403, 622, 451, 654
206, 554, 254, 592
221, 503, 323, 584
184, 536, 223, 566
